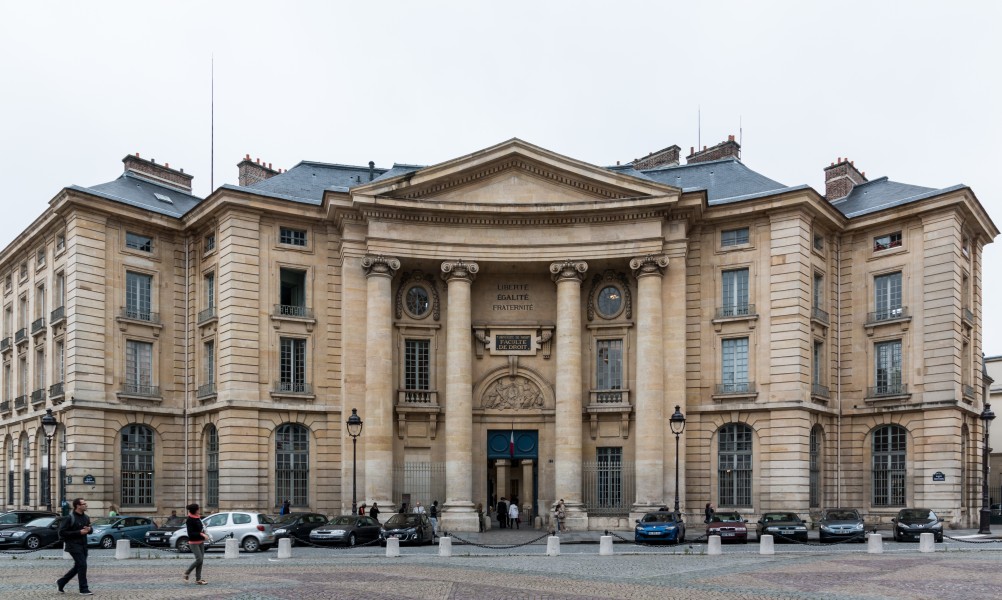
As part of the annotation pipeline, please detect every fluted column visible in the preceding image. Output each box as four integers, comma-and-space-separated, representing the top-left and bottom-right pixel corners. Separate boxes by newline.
550, 260, 588, 530
362, 255, 399, 508
629, 254, 669, 514
439, 259, 480, 532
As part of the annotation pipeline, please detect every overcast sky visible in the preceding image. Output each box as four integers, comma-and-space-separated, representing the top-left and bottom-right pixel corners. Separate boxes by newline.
1, 0, 999, 353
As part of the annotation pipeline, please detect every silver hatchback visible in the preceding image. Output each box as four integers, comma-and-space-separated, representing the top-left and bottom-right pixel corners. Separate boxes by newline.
169, 511, 276, 552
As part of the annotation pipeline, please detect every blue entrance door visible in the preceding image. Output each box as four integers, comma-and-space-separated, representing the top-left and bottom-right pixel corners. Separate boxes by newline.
487, 430, 538, 522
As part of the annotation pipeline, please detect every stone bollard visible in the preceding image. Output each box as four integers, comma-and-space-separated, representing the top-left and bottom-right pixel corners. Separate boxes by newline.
438, 536, 452, 557
599, 535, 614, 556
707, 535, 722, 556
386, 537, 400, 557
867, 533, 883, 554
115, 539, 131, 560
224, 538, 239, 559
546, 535, 560, 556
919, 532, 936, 552
759, 535, 774, 555
277, 537, 292, 559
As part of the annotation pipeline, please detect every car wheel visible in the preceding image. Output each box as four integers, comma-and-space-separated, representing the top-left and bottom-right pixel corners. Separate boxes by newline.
241, 537, 261, 552
177, 537, 191, 553
25, 535, 41, 550
348, 533, 357, 547
100, 535, 115, 549
936, 534, 943, 543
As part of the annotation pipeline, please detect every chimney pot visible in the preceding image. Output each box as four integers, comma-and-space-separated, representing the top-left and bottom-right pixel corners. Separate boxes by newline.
245, 153, 250, 160
256, 158, 260, 164
165, 162, 169, 168
690, 147, 694, 155
703, 146, 707, 151
728, 135, 735, 142
268, 163, 272, 169
151, 158, 155, 164
135, 152, 140, 158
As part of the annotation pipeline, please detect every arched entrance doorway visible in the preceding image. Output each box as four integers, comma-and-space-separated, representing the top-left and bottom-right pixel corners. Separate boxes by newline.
487, 430, 538, 524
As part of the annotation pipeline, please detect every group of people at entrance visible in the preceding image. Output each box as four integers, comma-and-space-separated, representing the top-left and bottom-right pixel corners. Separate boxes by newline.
495, 496, 521, 529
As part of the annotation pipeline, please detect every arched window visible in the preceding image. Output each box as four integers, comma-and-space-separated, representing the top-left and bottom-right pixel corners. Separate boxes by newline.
6, 438, 13, 505
872, 425, 906, 506
810, 426, 822, 508
276, 424, 309, 507
206, 425, 219, 508
58, 428, 66, 508
21, 436, 30, 506
960, 425, 969, 510
39, 431, 50, 509
718, 424, 752, 507
121, 425, 154, 506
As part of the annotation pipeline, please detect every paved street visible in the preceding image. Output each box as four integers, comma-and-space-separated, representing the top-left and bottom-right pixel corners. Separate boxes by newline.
2, 529, 1002, 599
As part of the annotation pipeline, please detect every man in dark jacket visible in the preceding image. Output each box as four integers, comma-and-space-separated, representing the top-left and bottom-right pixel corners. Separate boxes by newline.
57, 498, 93, 595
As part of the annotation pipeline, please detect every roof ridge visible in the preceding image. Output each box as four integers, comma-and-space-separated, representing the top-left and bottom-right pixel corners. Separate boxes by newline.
115, 171, 202, 199
642, 156, 739, 173
292, 160, 389, 171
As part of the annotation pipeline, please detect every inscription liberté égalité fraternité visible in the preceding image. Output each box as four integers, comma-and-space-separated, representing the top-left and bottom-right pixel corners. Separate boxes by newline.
493, 283, 533, 311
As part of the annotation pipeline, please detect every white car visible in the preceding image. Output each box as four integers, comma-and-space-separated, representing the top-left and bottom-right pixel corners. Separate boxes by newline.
169, 511, 275, 552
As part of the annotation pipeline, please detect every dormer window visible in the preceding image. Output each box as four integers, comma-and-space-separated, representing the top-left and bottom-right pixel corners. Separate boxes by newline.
873, 232, 902, 252
126, 232, 153, 253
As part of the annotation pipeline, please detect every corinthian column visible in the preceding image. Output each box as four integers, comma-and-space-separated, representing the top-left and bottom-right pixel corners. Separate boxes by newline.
629, 254, 669, 517
549, 260, 588, 530
439, 259, 480, 532
362, 255, 399, 508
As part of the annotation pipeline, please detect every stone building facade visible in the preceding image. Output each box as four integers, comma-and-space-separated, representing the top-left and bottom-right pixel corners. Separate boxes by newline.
0, 139, 996, 530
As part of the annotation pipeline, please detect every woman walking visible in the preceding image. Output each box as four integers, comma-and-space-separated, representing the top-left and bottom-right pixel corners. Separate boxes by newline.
183, 503, 209, 585
508, 501, 520, 529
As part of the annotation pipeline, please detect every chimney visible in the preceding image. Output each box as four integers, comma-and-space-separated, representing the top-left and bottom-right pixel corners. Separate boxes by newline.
122, 153, 193, 192
630, 145, 681, 170
686, 136, 741, 164
823, 157, 868, 201
368, 160, 375, 182
237, 154, 281, 186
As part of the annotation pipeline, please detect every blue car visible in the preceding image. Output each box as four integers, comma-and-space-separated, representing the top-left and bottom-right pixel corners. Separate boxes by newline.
635, 511, 686, 544
87, 516, 156, 549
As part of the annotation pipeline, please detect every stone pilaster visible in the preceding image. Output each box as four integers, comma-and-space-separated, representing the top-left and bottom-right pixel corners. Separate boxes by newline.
361, 255, 399, 508
549, 260, 588, 530
629, 254, 669, 515
439, 259, 480, 532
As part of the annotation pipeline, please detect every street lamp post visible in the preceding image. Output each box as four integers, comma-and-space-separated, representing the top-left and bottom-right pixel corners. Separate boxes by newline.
40, 409, 58, 513
979, 403, 995, 535
346, 408, 364, 515
669, 405, 686, 518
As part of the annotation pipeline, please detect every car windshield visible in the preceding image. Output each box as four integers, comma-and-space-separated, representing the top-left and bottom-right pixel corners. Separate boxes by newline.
90, 518, 118, 527
900, 509, 934, 521
825, 511, 860, 521
328, 516, 356, 526
272, 514, 299, 525
764, 513, 799, 522
385, 514, 421, 527
641, 513, 678, 524
25, 517, 56, 528
162, 516, 186, 527
257, 514, 275, 524
713, 512, 742, 522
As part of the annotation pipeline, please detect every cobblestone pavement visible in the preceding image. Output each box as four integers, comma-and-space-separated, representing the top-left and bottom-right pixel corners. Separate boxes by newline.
2, 535, 1002, 599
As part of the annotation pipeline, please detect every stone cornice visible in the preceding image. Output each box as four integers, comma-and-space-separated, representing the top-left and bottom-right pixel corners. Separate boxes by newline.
357, 206, 670, 227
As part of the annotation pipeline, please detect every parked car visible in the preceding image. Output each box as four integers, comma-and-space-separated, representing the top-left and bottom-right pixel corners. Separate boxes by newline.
169, 511, 275, 552
0, 515, 62, 549
705, 510, 748, 543
87, 516, 156, 549
380, 513, 435, 545
892, 508, 943, 543
756, 512, 808, 542
818, 508, 866, 543
143, 515, 187, 547
0, 510, 59, 531
310, 515, 382, 546
271, 512, 329, 545
634, 511, 686, 544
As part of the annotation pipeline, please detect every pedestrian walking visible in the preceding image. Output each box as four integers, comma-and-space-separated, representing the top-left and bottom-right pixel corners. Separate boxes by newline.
280, 499, 290, 516
57, 498, 93, 595
554, 499, 566, 533
414, 501, 426, 515
369, 502, 380, 522
430, 500, 440, 535
182, 503, 209, 585
704, 502, 715, 524
108, 504, 119, 517
508, 501, 520, 529
475, 502, 484, 532
358, 503, 366, 517
496, 497, 508, 528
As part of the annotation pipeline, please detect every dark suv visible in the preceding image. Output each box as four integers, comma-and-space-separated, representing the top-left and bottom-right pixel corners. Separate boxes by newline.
0, 510, 59, 531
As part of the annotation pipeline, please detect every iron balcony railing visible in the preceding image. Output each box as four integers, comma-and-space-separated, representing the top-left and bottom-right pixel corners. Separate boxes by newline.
0, 337, 9, 352
50, 306, 65, 325
14, 328, 27, 344
715, 303, 756, 319
120, 307, 160, 324
715, 382, 756, 395
122, 384, 160, 397
582, 460, 636, 516
13, 395, 27, 410
811, 306, 830, 325
0, 400, 9, 413
963, 384, 976, 400
273, 305, 314, 319
811, 384, 830, 399
868, 383, 908, 398
30, 388, 45, 406
49, 382, 64, 398
197, 306, 216, 324
866, 307, 909, 325
274, 381, 312, 395
197, 383, 216, 398
31, 317, 45, 334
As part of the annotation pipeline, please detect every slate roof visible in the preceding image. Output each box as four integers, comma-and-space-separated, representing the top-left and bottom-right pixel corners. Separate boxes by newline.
73, 171, 202, 218
831, 177, 965, 218
246, 160, 390, 202
631, 158, 791, 203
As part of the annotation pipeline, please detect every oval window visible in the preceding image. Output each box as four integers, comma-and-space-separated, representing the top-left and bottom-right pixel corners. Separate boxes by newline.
597, 285, 623, 318
405, 285, 430, 318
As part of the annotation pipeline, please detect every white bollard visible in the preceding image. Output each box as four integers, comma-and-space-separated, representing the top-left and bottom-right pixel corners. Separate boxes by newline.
114, 539, 131, 560
759, 534, 775, 555
277, 537, 292, 559
438, 536, 452, 557
867, 533, 883, 554
599, 535, 614, 556
546, 535, 560, 556
224, 538, 239, 559
919, 532, 936, 552
385, 537, 400, 557
708, 535, 722, 555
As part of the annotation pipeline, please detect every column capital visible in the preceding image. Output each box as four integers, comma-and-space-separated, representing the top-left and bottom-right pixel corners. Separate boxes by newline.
361, 255, 400, 278
441, 260, 479, 283
550, 260, 588, 283
630, 254, 669, 279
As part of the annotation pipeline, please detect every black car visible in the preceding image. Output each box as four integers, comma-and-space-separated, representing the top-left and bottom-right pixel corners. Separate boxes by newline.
309, 515, 382, 546
756, 512, 808, 542
380, 513, 435, 545
0, 515, 62, 549
818, 508, 866, 543
271, 512, 329, 545
0, 510, 59, 531
143, 515, 187, 547
892, 508, 943, 543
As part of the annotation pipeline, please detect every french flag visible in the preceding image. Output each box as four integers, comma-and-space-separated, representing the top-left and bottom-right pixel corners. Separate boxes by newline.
509, 429, 515, 457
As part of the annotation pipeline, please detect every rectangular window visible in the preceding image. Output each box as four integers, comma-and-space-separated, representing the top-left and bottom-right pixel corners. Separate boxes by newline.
813, 341, 823, 386
125, 232, 153, 252
19, 262, 27, 280
125, 271, 153, 321
596, 447, 623, 508
34, 285, 45, 319
125, 340, 154, 394
206, 432, 219, 507
55, 341, 64, 383
873, 231, 902, 252
813, 233, 825, 252
813, 273, 824, 309
874, 340, 903, 395
40, 438, 50, 510
279, 337, 307, 392
204, 341, 215, 385
36, 247, 45, 268
204, 273, 215, 309
34, 348, 44, 390
56, 234, 65, 253
204, 233, 216, 253
3, 306, 11, 337
718, 425, 753, 506
3, 363, 10, 401
18, 356, 27, 396
874, 272, 903, 320
721, 227, 750, 247
18, 296, 27, 329
596, 339, 623, 390
54, 272, 65, 308
721, 337, 749, 393
279, 268, 307, 316
279, 227, 307, 247
721, 268, 750, 317
872, 427, 906, 506
404, 339, 430, 390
